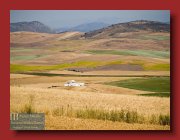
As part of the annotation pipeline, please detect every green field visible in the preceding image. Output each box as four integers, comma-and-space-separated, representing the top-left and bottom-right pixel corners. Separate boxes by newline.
105, 77, 170, 97
87, 50, 170, 59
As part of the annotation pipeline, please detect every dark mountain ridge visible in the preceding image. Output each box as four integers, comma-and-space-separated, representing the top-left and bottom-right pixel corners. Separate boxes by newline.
84, 20, 170, 38
10, 21, 54, 33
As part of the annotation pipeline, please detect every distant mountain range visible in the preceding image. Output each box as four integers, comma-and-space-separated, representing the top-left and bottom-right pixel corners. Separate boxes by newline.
10, 20, 170, 36
83, 20, 170, 38
10, 21, 109, 33
10, 21, 54, 33
56, 22, 110, 33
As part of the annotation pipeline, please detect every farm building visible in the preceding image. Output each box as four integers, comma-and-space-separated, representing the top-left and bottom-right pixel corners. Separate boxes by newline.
64, 80, 85, 87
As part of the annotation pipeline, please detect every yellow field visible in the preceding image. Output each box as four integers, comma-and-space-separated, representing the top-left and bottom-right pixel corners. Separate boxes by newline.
46, 116, 170, 130
10, 73, 170, 130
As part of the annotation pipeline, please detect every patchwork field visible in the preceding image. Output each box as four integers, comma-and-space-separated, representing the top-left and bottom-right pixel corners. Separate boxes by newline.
10, 29, 170, 130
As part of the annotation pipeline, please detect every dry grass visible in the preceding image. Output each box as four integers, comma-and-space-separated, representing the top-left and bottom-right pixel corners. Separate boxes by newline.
10, 86, 170, 116
46, 116, 170, 130
51, 106, 170, 125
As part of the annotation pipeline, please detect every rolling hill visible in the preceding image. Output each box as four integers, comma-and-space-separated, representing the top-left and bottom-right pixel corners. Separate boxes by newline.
83, 20, 170, 39
10, 20, 170, 69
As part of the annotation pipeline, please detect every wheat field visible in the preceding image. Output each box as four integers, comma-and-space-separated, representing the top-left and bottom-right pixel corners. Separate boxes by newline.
10, 78, 170, 130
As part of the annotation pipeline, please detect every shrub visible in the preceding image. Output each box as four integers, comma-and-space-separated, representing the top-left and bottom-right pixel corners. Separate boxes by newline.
51, 105, 170, 126
159, 114, 170, 125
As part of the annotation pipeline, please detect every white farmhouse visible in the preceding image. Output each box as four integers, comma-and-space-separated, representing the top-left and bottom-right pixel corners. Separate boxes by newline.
64, 80, 85, 87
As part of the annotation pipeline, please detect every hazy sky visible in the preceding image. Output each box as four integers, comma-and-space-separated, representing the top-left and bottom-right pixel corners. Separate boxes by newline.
10, 10, 170, 29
